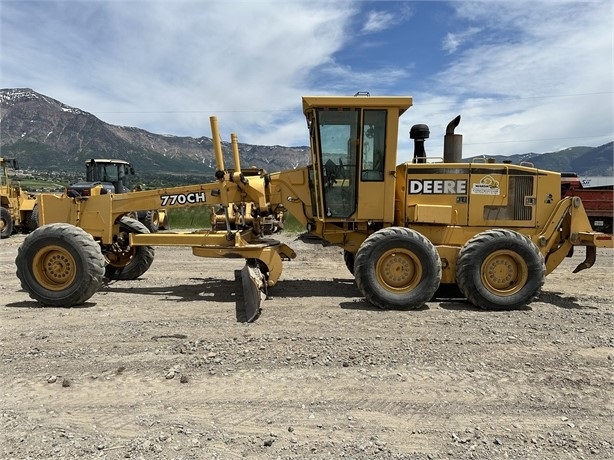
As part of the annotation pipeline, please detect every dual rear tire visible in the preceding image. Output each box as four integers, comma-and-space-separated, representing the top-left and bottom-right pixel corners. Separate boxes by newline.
353, 227, 545, 311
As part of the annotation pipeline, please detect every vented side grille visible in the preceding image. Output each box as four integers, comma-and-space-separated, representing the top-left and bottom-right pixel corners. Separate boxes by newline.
513, 176, 533, 221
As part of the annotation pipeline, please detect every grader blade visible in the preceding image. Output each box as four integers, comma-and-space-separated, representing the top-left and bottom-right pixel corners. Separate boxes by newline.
238, 260, 266, 323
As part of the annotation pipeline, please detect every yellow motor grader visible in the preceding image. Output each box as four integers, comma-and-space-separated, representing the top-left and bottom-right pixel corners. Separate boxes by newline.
15, 95, 613, 321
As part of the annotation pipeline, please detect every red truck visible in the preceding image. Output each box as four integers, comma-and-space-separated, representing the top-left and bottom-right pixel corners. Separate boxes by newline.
561, 173, 613, 234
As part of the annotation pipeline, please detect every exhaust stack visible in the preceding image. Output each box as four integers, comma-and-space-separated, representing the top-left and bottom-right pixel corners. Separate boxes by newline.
443, 115, 462, 163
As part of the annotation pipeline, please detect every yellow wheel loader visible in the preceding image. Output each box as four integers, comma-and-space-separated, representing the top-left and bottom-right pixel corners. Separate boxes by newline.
0, 158, 38, 238
15, 95, 613, 321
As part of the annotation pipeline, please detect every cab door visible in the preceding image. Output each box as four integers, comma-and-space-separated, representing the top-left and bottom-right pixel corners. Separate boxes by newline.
316, 108, 359, 219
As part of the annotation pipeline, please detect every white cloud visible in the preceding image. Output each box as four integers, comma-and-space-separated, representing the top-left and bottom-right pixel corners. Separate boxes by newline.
408, 0, 614, 159
361, 5, 413, 34
442, 33, 461, 54
442, 27, 480, 54
362, 10, 397, 33
1, 0, 356, 146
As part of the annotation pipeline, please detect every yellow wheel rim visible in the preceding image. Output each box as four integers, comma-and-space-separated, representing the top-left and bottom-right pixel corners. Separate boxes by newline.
32, 245, 77, 291
376, 248, 422, 293
105, 247, 136, 268
480, 250, 528, 296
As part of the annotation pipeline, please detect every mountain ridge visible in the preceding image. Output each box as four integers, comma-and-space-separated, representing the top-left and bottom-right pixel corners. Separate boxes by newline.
0, 88, 309, 178
1, 88, 612, 179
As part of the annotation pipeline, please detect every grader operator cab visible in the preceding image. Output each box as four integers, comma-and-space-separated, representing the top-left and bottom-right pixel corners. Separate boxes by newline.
15, 95, 613, 321
68, 158, 168, 232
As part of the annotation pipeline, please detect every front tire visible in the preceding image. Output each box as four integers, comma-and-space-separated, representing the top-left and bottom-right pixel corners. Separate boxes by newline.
15, 224, 106, 306
102, 217, 155, 280
456, 229, 545, 310
1, 206, 14, 238
354, 227, 442, 309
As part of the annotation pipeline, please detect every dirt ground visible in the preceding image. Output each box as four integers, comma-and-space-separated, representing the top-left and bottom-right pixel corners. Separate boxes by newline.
1, 231, 613, 460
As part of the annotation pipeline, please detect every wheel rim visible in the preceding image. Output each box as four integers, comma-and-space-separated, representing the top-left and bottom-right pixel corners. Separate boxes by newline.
31, 245, 77, 291
376, 248, 422, 293
151, 211, 159, 226
104, 247, 136, 268
480, 250, 528, 296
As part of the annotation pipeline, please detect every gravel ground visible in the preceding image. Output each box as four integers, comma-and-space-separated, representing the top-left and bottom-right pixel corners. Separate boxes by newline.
1, 232, 613, 460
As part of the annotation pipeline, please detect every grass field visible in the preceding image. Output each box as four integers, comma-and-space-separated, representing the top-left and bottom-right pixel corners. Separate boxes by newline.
15, 178, 65, 192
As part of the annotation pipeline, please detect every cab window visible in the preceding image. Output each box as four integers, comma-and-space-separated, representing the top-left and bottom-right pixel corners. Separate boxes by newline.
361, 110, 386, 181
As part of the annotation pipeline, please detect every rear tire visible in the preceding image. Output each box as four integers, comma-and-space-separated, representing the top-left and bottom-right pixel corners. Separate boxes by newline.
158, 211, 169, 230
27, 204, 39, 231
102, 217, 155, 280
1, 206, 13, 238
343, 250, 355, 275
456, 229, 545, 310
354, 227, 441, 309
15, 224, 105, 306
142, 210, 160, 233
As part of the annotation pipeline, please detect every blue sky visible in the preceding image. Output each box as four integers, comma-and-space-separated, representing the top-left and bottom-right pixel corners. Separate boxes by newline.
1, 0, 612, 162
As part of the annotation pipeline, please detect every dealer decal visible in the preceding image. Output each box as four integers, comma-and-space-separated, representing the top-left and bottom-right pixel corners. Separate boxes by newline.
160, 191, 207, 206
408, 179, 467, 194
471, 175, 500, 196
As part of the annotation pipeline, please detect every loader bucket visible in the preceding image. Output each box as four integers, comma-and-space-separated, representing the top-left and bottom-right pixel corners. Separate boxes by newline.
237, 260, 266, 322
